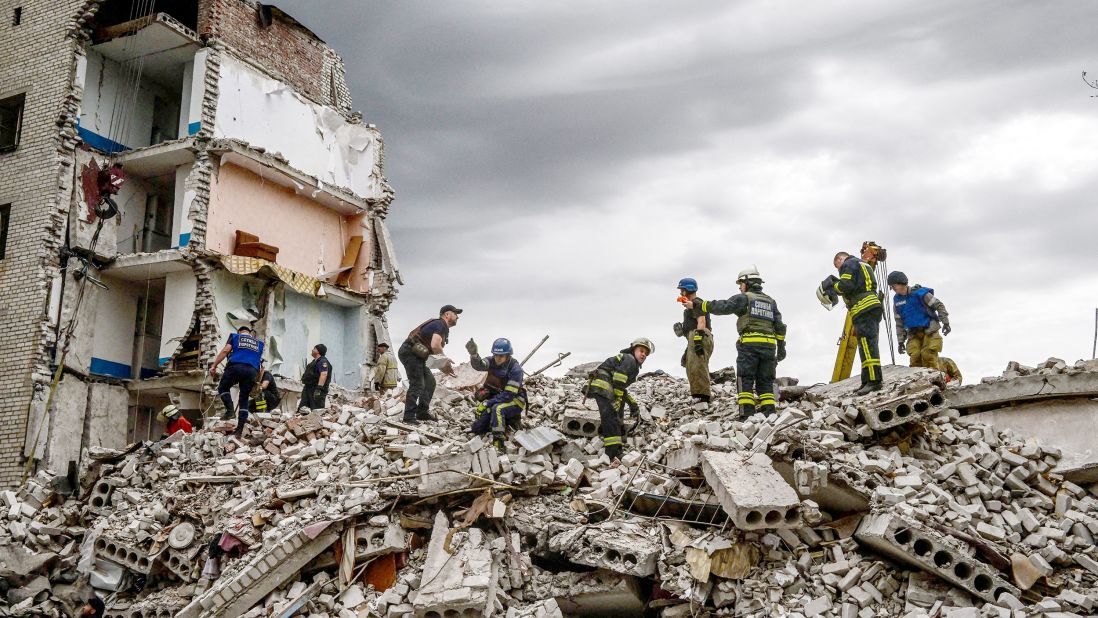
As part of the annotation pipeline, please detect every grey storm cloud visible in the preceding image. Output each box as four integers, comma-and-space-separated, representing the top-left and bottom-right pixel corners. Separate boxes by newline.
276, 0, 1098, 384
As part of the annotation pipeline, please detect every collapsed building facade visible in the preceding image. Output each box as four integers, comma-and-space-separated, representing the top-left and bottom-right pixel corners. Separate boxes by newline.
0, 0, 400, 486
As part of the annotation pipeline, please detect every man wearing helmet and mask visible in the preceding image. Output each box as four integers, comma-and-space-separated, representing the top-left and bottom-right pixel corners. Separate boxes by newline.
159, 403, 193, 438
698, 266, 787, 417
887, 270, 951, 370
675, 277, 714, 410
466, 337, 526, 446
583, 338, 654, 462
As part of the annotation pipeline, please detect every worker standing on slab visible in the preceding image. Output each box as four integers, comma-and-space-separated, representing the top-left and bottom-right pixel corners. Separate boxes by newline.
821, 251, 884, 395
887, 271, 951, 370
209, 325, 264, 421
372, 342, 399, 393
583, 338, 653, 463
399, 305, 461, 424
467, 337, 526, 446
938, 356, 963, 385
700, 267, 786, 416
159, 404, 193, 437
300, 344, 331, 410
675, 278, 714, 410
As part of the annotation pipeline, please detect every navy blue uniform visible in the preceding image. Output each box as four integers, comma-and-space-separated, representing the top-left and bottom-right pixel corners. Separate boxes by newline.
217, 332, 264, 420
400, 318, 449, 422
470, 356, 526, 437
300, 356, 332, 410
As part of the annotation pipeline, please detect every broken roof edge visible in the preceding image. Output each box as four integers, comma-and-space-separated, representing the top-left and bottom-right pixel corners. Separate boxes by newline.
90, 11, 201, 47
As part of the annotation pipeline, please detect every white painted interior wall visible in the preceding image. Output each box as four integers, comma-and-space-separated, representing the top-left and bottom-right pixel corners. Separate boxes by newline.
159, 269, 197, 364
80, 49, 179, 149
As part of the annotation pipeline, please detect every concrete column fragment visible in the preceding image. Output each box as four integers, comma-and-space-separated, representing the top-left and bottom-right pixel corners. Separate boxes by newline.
857, 385, 944, 431
700, 450, 802, 530
560, 408, 601, 438
414, 511, 499, 618
547, 523, 661, 577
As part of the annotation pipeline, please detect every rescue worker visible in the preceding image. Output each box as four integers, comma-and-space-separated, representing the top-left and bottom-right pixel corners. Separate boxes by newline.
700, 267, 787, 416
372, 342, 399, 393
159, 404, 193, 436
675, 278, 714, 410
887, 271, 951, 370
584, 338, 653, 462
399, 305, 461, 424
239, 367, 281, 438
300, 344, 331, 410
467, 337, 526, 445
209, 326, 264, 420
938, 356, 963, 385
820, 251, 884, 395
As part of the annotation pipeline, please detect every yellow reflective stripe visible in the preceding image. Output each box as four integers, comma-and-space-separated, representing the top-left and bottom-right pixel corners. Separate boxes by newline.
590, 379, 612, 390
613, 389, 624, 397
497, 400, 525, 411
692, 335, 702, 341
504, 385, 520, 393
758, 394, 776, 403
840, 274, 853, 279
861, 264, 873, 291
740, 336, 777, 344
612, 372, 629, 382
775, 334, 785, 341
701, 300, 708, 312
737, 392, 757, 405
602, 436, 622, 446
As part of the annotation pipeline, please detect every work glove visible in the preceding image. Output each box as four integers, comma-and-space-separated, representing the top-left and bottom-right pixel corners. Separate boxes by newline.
693, 333, 705, 356
465, 338, 478, 356
941, 321, 951, 336
628, 400, 640, 418
476, 403, 487, 415
898, 341, 906, 354
673, 322, 684, 338
776, 342, 787, 363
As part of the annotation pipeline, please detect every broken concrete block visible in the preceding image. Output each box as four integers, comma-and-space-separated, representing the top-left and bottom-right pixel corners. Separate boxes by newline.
418, 452, 473, 495
414, 512, 498, 618
561, 408, 601, 438
700, 451, 802, 530
858, 385, 944, 431
547, 523, 660, 577
513, 426, 565, 453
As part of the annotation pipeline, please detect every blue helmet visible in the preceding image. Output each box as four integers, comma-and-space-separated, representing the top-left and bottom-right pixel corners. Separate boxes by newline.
677, 278, 698, 292
491, 338, 513, 356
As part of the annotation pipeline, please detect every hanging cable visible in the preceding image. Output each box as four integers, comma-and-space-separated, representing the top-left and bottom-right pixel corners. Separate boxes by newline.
878, 260, 896, 365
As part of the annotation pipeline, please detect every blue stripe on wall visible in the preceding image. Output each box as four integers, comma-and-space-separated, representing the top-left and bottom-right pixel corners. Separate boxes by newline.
90, 357, 131, 378
76, 125, 129, 154
188, 121, 201, 135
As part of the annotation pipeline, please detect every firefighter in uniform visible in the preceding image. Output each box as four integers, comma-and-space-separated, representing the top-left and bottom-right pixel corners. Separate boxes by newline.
467, 338, 526, 446
887, 271, 951, 370
675, 278, 714, 410
583, 338, 653, 462
701, 267, 786, 416
821, 251, 884, 395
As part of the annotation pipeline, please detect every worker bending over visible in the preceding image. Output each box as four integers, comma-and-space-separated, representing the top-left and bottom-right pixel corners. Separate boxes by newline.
159, 404, 193, 438
467, 338, 526, 446
675, 278, 714, 410
821, 252, 884, 395
938, 357, 963, 385
701, 267, 786, 416
209, 326, 264, 421
887, 271, 951, 370
583, 338, 653, 462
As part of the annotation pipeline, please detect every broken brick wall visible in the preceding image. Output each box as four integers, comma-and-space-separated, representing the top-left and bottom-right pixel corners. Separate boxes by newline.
198, 0, 353, 112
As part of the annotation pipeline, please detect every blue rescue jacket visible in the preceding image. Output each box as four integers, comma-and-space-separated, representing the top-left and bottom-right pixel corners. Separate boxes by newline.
894, 286, 934, 329
227, 332, 264, 368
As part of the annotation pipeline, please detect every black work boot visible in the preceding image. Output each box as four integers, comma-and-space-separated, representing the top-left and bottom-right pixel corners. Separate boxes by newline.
416, 411, 437, 422
759, 405, 776, 416
739, 404, 757, 418
854, 383, 883, 396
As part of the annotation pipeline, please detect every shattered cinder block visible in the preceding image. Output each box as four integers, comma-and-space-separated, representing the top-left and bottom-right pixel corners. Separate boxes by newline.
547, 522, 660, 577
414, 512, 499, 618
700, 450, 802, 530
94, 535, 152, 573
855, 512, 1020, 604
561, 408, 601, 438
418, 451, 473, 495
858, 385, 945, 431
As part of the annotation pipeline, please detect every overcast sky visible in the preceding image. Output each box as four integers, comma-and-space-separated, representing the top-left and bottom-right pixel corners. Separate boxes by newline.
280, 0, 1098, 385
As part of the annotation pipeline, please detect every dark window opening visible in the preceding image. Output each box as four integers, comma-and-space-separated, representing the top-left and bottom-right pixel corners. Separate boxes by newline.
92, 0, 198, 33
0, 204, 10, 260
13, 7, 22, 26
0, 93, 24, 152
257, 4, 273, 29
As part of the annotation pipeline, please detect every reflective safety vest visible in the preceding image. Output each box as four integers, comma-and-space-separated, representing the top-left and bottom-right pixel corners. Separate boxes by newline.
585, 352, 639, 407
227, 333, 263, 368
894, 287, 934, 329
737, 292, 778, 345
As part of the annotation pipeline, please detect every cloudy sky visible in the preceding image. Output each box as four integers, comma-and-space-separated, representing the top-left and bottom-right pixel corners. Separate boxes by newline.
281, 0, 1098, 385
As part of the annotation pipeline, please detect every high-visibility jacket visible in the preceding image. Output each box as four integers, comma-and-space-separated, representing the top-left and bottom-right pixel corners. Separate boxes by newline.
585, 351, 640, 408
704, 287, 787, 347
834, 256, 881, 317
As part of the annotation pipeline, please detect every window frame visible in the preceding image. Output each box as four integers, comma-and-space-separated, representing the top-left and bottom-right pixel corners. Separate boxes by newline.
0, 92, 26, 153
0, 204, 11, 260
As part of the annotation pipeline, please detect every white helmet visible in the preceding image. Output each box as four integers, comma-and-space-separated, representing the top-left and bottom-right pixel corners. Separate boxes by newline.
158, 404, 180, 421
630, 338, 655, 354
737, 265, 763, 284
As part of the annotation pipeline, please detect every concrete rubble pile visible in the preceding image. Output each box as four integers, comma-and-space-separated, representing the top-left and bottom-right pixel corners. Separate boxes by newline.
3, 357, 1098, 616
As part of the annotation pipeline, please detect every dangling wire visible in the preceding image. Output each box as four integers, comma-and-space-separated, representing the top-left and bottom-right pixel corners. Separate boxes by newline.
878, 260, 896, 365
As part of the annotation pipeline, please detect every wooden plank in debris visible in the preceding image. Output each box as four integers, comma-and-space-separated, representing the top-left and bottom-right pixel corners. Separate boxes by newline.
334, 235, 363, 287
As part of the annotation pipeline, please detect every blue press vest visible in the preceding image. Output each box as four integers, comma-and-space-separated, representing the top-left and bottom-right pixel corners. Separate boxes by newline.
894, 287, 934, 329
227, 333, 264, 368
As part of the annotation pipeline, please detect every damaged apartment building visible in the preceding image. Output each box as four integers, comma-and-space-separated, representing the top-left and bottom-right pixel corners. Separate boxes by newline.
0, 0, 401, 486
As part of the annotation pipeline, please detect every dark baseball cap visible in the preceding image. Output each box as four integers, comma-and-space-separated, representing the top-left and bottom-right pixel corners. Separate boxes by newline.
439, 305, 463, 316
377, 342, 390, 348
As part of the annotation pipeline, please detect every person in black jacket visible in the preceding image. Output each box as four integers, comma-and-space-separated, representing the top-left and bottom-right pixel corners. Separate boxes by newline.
299, 344, 331, 410
821, 251, 884, 395
583, 338, 653, 462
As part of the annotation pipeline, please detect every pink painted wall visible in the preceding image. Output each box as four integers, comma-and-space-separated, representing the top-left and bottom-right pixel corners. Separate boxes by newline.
206, 163, 371, 290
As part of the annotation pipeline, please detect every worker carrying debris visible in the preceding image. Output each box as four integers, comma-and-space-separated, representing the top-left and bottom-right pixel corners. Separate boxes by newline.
698, 266, 786, 416
208, 325, 265, 421
582, 338, 653, 462
674, 277, 714, 410
299, 344, 332, 411
887, 270, 951, 370
400, 305, 462, 424
938, 355, 963, 384
158, 404, 192, 437
467, 337, 527, 446
820, 251, 884, 395
372, 341, 399, 393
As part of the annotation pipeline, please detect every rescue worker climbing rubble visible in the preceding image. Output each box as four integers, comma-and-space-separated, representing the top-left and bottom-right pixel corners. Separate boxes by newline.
820, 251, 884, 395
674, 277, 714, 410
209, 325, 264, 421
887, 270, 951, 370
699, 267, 786, 417
399, 305, 461, 424
583, 338, 653, 463
467, 337, 527, 446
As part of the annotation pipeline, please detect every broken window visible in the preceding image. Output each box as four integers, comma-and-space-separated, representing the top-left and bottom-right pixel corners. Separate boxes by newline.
13, 7, 21, 26
0, 93, 25, 152
92, 0, 198, 33
0, 204, 9, 259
